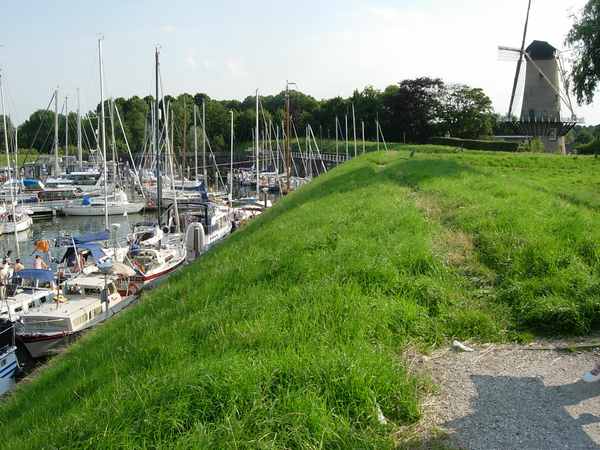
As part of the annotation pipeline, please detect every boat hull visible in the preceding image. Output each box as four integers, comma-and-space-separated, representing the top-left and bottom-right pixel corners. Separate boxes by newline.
19, 295, 137, 358
0, 216, 33, 235
61, 202, 145, 216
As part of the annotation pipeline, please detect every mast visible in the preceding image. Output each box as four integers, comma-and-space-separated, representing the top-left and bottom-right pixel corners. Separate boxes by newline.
65, 95, 69, 168
54, 87, 59, 175
154, 47, 162, 227
345, 114, 349, 159
182, 97, 187, 179
14, 126, 18, 181
202, 100, 207, 184
193, 105, 198, 182
361, 121, 365, 154
286, 84, 293, 192
110, 99, 117, 184
255, 89, 259, 194
335, 116, 338, 162
77, 88, 82, 170
229, 110, 234, 207
1, 71, 19, 257
98, 37, 108, 229
376, 113, 380, 151
352, 104, 357, 157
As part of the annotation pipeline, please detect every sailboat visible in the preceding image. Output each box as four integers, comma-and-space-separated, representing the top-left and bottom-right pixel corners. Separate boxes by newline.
116, 48, 187, 295
60, 188, 145, 216
0, 70, 32, 236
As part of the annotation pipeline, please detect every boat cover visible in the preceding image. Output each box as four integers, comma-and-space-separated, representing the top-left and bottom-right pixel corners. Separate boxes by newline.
72, 230, 110, 244
13, 269, 54, 283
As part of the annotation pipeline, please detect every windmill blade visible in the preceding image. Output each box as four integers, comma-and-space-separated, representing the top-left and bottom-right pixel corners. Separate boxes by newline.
508, 0, 532, 118
498, 46, 522, 62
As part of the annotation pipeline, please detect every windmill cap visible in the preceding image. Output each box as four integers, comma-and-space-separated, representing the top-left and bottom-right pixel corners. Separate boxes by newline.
526, 40, 557, 60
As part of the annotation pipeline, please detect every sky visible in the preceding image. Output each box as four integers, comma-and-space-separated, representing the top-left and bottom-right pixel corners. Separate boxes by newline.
0, 0, 596, 125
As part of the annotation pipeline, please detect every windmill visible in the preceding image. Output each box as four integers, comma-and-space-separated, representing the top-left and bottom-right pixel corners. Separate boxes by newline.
499, 0, 580, 153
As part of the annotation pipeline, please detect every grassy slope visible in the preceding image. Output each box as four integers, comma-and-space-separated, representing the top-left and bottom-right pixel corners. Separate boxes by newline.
1, 148, 600, 448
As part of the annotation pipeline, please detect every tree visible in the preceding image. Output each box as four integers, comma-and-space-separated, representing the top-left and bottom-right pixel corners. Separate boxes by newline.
0, 115, 15, 150
566, 0, 600, 104
382, 77, 445, 142
439, 85, 494, 139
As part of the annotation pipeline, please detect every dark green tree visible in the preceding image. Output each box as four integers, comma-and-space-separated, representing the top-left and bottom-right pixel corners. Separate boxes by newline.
566, 0, 600, 104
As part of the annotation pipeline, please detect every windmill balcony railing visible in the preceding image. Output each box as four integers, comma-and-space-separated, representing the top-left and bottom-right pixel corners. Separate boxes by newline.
500, 115, 584, 124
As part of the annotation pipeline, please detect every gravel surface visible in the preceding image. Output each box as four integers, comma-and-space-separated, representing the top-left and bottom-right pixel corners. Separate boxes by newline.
422, 342, 600, 450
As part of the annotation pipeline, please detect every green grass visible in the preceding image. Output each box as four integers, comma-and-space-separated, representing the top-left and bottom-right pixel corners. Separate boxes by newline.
1, 147, 600, 448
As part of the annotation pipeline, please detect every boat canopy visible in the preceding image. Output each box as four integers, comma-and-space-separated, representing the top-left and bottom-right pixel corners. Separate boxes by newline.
73, 230, 110, 244
75, 243, 107, 262
13, 269, 54, 284
23, 179, 44, 189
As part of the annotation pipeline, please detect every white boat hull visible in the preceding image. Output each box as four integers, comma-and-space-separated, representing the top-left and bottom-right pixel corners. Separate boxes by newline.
61, 202, 145, 216
0, 216, 33, 235
20, 295, 137, 358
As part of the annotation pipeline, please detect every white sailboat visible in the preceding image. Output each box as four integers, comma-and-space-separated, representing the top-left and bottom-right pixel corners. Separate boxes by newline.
0, 71, 32, 237
60, 189, 144, 216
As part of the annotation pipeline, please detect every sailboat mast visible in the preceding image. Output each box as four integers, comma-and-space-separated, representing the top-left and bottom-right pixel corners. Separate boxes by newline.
182, 97, 187, 179
335, 116, 338, 162
65, 95, 69, 167
285, 84, 291, 193
255, 89, 259, 194
361, 121, 365, 154
155, 47, 162, 228
110, 99, 117, 183
98, 38, 109, 229
352, 104, 357, 157
376, 113, 380, 151
193, 105, 198, 182
229, 110, 234, 207
1, 71, 20, 256
202, 100, 207, 184
345, 114, 348, 159
54, 88, 59, 175
0, 73, 10, 184
77, 88, 82, 170
14, 126, 18, 180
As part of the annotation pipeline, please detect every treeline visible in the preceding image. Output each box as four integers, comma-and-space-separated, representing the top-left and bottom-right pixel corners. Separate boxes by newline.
11, 77, 496, 154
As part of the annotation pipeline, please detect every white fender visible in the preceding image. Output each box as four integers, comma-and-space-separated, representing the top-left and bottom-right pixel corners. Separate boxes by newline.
185, 222, 206, 260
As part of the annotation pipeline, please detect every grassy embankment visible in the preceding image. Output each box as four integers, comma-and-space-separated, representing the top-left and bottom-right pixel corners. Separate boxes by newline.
1, 147, 600, 448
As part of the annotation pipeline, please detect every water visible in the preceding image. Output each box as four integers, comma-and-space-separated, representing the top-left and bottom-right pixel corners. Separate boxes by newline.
0, 213, 152, 268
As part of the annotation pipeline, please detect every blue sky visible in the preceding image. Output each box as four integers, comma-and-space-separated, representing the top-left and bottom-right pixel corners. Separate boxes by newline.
1, 0, 597, 124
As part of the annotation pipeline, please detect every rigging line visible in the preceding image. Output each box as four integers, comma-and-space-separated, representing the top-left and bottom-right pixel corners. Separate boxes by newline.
26, 91, 56, 151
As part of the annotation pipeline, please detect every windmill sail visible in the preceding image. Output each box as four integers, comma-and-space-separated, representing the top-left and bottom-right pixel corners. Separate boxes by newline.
508, 0, 532, 118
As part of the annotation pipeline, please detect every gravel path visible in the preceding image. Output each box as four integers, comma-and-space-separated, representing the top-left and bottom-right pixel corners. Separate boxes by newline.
422, 342, 600, 450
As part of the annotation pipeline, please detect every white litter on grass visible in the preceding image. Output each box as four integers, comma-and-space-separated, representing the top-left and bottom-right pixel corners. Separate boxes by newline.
375, 403, 388, 425
453, 340, 475, 353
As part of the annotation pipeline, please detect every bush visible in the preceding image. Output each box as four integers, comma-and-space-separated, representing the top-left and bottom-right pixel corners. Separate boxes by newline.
518, 137, 545, 153
430, 137, 519, 152
575, 139, 600, 155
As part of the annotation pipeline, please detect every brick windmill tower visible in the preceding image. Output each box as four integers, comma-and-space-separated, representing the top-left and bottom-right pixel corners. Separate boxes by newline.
499, 0, 580, 153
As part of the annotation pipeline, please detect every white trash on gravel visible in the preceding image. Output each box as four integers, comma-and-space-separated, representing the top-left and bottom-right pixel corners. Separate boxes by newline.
453, 340, 475, 352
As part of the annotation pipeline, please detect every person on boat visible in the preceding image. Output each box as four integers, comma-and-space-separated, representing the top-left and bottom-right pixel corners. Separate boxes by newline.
13, 258, 24, 273
4, 250, 12, 266
33, 255, 48, 270
0, 261, 10, 300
